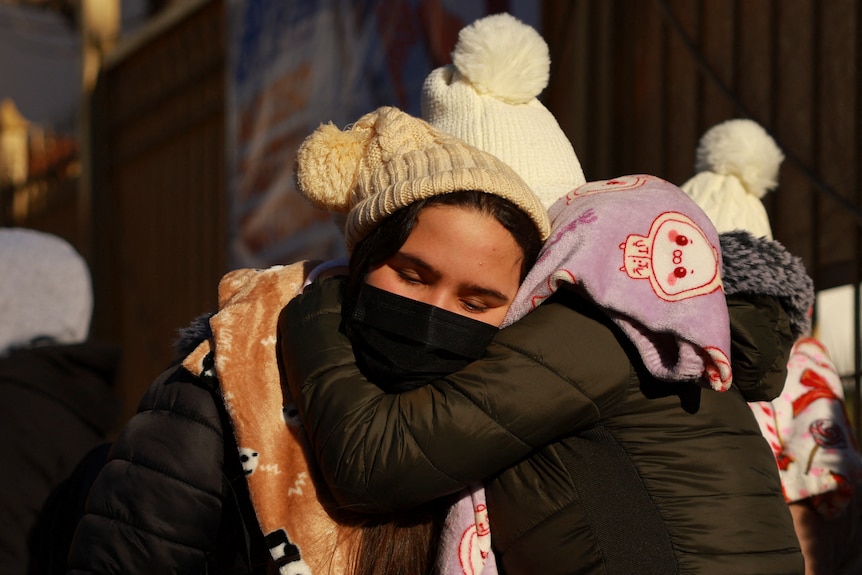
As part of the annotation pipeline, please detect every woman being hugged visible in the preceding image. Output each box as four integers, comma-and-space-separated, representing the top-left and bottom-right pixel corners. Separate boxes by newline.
67, 105, 551, 575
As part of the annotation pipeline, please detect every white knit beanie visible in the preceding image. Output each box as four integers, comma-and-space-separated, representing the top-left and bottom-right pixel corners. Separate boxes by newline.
680, 119, 784, 240
295, 106, 550, 253
0, 228, 93, 353
421, 13, 585, 208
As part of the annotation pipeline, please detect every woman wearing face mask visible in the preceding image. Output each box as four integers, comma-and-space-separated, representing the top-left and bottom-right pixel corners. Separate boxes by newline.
331, 187, 544, 574
294, 105, 549, 573
66, 106, 551, 575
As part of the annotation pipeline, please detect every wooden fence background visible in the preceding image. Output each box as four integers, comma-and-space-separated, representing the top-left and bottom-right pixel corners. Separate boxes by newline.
544, 0, 861, 427
545, 0, 861, 291
88, 0, 227, 420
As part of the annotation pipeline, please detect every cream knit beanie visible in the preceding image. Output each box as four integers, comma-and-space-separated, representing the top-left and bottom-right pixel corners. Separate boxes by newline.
0, 228, 93, 354
421, 13, 585, 208
295, 106, 550, 253
681, 119, 784, 240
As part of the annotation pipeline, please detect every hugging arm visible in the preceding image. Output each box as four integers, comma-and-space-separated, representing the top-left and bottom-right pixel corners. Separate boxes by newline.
719, 230, 813, 401
277, 278, 629, 513
278, 275, 796, 513
726, 293, 794, 401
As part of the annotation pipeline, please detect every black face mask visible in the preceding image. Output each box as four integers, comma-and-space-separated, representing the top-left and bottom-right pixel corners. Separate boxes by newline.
347, 284, 499, 393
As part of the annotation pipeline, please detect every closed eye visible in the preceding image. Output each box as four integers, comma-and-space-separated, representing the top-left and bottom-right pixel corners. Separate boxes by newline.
462, 299, 490, 313
395, 268, 425, 285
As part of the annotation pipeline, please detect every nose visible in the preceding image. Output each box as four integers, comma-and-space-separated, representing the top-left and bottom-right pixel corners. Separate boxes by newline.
422, 288, 461, 317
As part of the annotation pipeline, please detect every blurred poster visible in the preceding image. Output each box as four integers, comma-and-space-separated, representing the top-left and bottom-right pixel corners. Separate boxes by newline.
226, 0, 538, 268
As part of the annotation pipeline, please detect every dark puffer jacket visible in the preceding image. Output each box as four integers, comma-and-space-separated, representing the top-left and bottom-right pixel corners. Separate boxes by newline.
278, 233, 809, 575
0, 342, 120, 575
65, 323, 273, 575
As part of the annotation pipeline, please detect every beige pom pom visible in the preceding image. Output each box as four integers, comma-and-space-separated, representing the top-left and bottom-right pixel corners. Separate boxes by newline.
295, 122, 368, 213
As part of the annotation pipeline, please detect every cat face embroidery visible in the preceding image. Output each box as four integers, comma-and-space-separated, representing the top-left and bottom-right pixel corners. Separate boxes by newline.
619, 211, 722, 301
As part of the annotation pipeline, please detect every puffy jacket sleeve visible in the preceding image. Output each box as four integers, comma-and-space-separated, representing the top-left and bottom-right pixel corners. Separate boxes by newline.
66, 365, 227, 574
277, 278, 632, 513
727, 293, 794, 401
719, 230, 813, 402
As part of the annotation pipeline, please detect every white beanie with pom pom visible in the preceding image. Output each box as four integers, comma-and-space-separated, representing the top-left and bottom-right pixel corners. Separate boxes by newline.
421, 13, 585, 208
681, 119, 784, 240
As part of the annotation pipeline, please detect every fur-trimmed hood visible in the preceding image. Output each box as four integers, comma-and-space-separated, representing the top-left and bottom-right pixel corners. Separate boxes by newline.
720, 230, 813, 339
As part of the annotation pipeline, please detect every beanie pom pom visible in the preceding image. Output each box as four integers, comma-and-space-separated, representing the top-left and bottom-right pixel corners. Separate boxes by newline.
452, 13, 550, 105
295, 122, 366, 213
694, 119, 784, 199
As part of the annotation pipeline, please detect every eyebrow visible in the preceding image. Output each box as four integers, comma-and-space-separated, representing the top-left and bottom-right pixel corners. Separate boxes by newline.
395, 251, 512, 302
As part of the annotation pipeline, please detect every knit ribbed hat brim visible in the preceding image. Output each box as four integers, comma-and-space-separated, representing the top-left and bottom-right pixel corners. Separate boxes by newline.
296, 106, 550, 252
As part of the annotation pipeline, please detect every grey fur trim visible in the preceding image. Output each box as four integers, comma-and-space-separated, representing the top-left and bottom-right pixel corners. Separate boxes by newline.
720, 231, 814, 338
172, 312, 215, 360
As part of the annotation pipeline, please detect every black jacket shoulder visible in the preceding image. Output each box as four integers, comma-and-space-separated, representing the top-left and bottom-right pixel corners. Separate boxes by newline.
67, 363, 228, 574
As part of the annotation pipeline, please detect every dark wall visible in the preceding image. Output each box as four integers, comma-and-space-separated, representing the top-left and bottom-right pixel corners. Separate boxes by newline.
543, 0, 861, 292
90, 0, 227, 421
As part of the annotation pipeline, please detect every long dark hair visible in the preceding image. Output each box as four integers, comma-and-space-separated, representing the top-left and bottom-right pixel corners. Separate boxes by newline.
344, 190, 543, 575
347, 494, 459, 575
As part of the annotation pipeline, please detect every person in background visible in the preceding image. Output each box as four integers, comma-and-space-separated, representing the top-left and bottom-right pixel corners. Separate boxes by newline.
421, 12, 584, 208
66, 105, 551, 575
0, 228, 120, 575
682, 117, 862, 575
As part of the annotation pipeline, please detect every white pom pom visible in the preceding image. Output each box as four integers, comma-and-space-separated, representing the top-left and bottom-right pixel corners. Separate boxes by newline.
452, 13, 550, 105
695, 119, 784, 199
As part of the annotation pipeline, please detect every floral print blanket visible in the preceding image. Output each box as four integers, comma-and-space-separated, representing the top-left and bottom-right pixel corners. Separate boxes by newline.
751, 336, 862, 517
